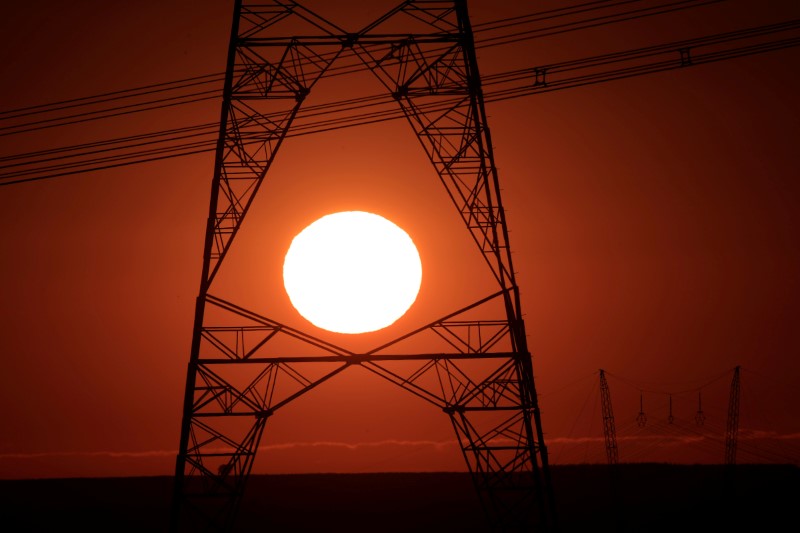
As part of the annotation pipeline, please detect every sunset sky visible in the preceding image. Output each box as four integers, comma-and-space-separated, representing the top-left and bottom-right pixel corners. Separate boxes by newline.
1, 0, 799, 479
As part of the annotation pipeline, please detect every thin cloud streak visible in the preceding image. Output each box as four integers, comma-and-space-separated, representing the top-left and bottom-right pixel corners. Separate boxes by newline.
2, 432, 797, 464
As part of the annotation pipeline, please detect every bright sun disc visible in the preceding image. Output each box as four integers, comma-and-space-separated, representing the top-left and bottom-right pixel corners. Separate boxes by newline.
283, 211, 422, 334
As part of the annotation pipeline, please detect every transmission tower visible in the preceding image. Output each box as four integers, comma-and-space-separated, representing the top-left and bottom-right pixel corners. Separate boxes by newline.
636, 391, 647, 427
170, 1, 556, 531
598, 369, 625, 532
599, 369, 618, 465
724, 365, 741, 465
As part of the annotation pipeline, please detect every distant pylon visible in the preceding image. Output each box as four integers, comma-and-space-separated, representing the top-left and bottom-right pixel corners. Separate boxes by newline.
170, 1, 556, 531
636, 391, 647, 427
599, 369, 618, 465
695, 390, 706, 426
724, 366, 741, 465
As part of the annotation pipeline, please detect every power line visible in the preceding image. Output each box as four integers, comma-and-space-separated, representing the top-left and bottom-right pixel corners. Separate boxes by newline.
477, 0, 728, 49
2, 7, 798, 185
0, 90, 220, 138
552, 366, 799, 465
0, 72, 226, 121
5, 19, 796, 187
0, 122, 218, 164
0, 0, 721, 133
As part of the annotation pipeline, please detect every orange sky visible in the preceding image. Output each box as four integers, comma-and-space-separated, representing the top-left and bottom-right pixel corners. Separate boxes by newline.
1, 0, 799, 479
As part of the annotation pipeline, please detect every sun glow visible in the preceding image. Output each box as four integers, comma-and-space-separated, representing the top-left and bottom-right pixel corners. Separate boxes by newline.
283, 211, 422, 334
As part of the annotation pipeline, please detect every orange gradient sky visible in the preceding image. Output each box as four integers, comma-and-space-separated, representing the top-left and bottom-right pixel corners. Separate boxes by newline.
1, 0, 799, 479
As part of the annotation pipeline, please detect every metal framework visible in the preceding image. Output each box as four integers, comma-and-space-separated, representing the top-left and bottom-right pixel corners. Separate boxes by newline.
636, 391, 647, 427
171, 1, 555, 531
724, 365, 741, 465
598, 369, 618, 465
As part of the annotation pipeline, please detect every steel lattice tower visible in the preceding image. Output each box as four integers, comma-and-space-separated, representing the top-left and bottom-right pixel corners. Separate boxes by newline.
598, 369, 618, 465
725, 365, 741, 465
171, 1, 556, 531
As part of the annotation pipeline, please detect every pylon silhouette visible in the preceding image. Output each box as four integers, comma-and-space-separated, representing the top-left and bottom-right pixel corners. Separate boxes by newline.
171, 1, 556, 531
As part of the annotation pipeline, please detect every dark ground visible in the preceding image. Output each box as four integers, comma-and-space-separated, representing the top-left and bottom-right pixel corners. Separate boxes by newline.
1, 464, 797, 532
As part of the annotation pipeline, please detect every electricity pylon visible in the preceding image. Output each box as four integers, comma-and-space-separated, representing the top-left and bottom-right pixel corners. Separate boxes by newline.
599, 369, 618, 465
725, 365, 741, 465
171, 1, 556, 531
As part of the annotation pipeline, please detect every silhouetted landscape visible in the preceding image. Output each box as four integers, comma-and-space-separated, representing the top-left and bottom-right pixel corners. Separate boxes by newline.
2, 463, 797, 532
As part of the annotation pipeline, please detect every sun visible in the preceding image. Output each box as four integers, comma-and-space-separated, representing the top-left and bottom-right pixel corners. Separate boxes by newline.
283, 211, 422, 334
